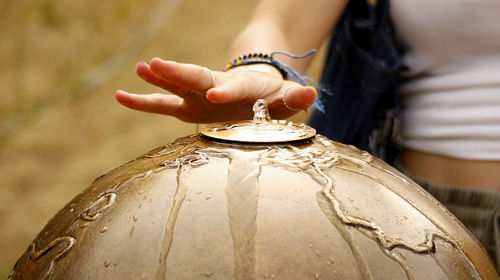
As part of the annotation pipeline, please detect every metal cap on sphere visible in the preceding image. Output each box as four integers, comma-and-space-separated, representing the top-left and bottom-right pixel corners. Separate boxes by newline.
9, 100, 498, 279
201, 99, 316, 143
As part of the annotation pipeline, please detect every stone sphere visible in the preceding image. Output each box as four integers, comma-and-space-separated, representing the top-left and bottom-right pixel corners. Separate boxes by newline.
8, 115, 498, 279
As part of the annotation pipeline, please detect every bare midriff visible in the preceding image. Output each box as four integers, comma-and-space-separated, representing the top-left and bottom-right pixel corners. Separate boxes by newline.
400, 148, 500, 192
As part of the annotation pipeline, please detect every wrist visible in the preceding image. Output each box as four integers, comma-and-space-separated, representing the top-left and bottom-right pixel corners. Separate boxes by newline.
228, 63, 283, 80
223, 49, 316, 86
223, 52, 289, 79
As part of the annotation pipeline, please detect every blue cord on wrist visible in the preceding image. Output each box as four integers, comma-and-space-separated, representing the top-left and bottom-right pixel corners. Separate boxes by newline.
223, 49, 326, 112
223, 49, 316, 86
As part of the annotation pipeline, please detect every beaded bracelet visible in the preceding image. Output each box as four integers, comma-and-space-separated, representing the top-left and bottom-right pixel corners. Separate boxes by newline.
222, 49, 317, 86
223, 53, 289, 79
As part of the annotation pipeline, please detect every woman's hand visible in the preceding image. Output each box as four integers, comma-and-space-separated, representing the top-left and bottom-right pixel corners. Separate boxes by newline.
115, 58, 317, 123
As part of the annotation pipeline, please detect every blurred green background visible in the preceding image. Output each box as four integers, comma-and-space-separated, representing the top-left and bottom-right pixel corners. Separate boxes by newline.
0, 0, 326, 277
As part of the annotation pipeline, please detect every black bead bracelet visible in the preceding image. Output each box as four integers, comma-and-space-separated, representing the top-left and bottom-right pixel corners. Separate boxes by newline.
222, 53, 289, 79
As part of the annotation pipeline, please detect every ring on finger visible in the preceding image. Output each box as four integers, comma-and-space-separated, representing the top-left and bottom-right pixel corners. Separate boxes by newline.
202, 67, 215, 91
282, 86, 301, 111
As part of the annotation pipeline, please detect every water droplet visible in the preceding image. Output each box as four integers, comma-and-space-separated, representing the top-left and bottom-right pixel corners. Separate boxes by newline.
314, 272, 320, 279
204, 272, 213, 278
104, 260, 111, 267
100, 226, 108, 233
205, 195, 212, 200
315, 250, 321, 257
144, 170, 153, 178
133, 215, 138, 222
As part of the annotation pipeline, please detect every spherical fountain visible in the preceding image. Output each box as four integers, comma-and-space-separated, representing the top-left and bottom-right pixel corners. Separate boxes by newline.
9, 100, 498, 279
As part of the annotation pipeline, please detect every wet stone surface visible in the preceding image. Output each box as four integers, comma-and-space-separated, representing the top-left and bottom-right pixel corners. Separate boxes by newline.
8, 121, 497, 279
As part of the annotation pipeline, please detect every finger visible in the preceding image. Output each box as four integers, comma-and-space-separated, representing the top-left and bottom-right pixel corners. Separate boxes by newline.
115, 90, 183, 116
206, 75, 280, 104
281, 85, 317, 110
205, 78, 249, 104
136, 61, 189, 95
149, 58, 215, 92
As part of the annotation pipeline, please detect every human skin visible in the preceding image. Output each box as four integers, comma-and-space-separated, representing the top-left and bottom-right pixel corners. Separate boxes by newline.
115, 0, 349, 123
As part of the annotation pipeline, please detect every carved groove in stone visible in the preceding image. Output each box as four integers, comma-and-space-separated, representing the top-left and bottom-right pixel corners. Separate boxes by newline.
29, 236, 76, 280
81, 192, 117, 221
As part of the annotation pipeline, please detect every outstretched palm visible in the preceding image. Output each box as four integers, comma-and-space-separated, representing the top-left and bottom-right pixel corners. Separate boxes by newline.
116, 58, 317, 123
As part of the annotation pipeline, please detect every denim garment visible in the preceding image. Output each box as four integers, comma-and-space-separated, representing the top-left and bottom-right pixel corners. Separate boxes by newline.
308, 0, 402, 162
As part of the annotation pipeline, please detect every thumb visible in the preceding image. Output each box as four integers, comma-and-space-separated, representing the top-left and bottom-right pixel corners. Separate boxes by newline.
281, 85, 317, 111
